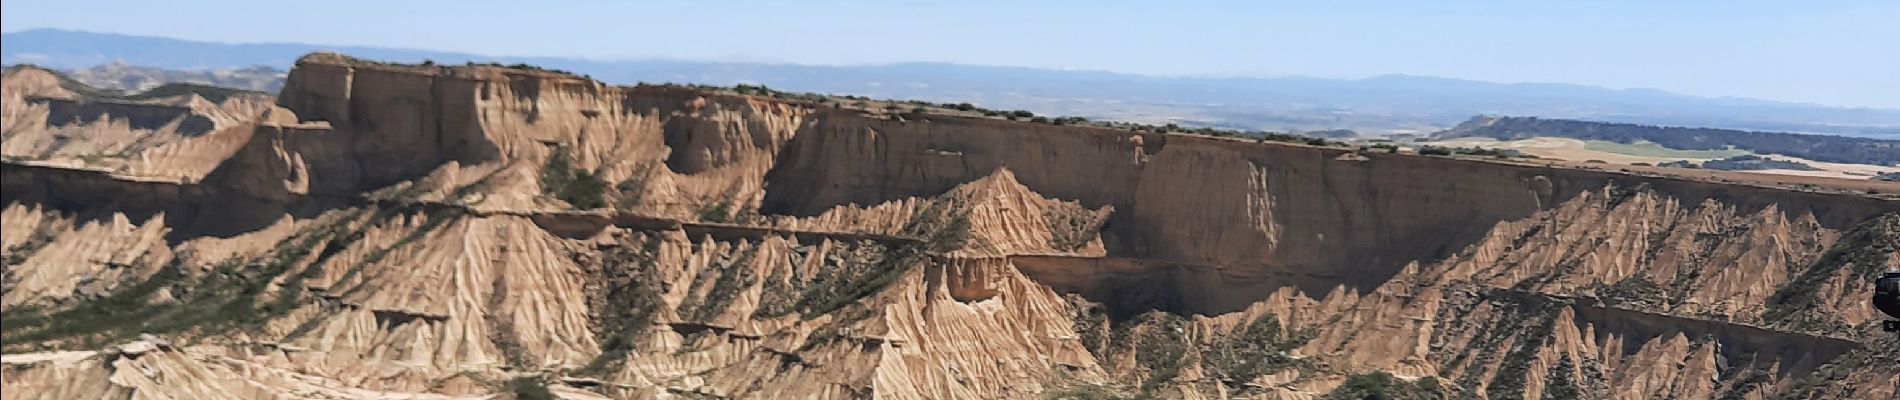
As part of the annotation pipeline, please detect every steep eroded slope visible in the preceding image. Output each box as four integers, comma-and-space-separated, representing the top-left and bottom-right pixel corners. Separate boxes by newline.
3, 54, 1896, 400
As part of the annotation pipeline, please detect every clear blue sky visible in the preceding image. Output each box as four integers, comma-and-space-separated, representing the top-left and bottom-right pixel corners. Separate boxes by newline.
4, 0, 1896, 108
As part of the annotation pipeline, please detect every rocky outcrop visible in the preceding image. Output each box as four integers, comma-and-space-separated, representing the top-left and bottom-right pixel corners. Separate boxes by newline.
1, 65, 277, 180
3, 54, 1896, 400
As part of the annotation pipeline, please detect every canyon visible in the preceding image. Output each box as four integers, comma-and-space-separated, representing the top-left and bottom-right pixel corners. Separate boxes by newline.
1, 54, 1897, 399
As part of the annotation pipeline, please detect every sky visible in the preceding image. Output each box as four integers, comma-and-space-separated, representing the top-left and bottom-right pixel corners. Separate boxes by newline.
4, 0, 1897, 108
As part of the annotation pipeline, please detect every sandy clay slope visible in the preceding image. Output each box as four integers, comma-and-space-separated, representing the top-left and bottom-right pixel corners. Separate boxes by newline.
3, 53, 1899, 400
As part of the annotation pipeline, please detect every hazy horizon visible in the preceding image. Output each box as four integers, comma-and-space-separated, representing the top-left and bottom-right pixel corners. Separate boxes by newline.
4, 0, 1897, 109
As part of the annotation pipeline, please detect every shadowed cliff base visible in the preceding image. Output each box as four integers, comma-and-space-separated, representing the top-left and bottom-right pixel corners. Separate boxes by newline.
1012, 255, 1344, 317
0, 161, 348, 242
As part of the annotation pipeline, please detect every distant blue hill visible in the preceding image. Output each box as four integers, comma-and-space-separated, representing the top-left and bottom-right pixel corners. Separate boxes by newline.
7, 28, 1897, 137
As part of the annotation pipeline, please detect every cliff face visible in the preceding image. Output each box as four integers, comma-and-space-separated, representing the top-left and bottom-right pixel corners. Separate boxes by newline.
2, 54, 1896, 400
767, 110, 1893, 297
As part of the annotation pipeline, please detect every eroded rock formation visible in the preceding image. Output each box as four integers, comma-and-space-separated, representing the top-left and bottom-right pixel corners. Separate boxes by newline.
2, 54, 1896, 399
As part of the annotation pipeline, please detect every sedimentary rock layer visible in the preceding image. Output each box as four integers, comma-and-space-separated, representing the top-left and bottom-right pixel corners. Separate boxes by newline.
3, 53, 1895, 400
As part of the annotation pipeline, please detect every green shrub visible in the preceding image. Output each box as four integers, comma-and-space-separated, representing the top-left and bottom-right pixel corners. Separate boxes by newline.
793, 243, 921, 318
699, 201, 732, 222
579, 236, 663, 375
1128, 313, 1190, 391
540, 146, 607, 209
505, 376, 555, 400
1203, 315, 1311, 389
1325, 372, 1445, 400
1044, 209, 1106, 252
734, 83, 777, 96
563, 171, 608, 209
1542, 357, 1582, 400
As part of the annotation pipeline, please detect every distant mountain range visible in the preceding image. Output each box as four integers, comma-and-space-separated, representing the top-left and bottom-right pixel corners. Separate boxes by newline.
7, 28, 1898, 137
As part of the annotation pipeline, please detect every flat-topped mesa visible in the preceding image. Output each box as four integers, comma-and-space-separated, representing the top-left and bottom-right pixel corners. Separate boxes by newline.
21, 51, 1900, 287
279, 52, 608, 127
9, 52, 1900, 400
255, 52, 812, 218
14, 52, 1899, 287
267, 53, 611, 197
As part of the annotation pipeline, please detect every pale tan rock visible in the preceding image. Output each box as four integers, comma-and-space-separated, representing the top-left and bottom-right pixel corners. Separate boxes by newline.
3, 53, 1896, 400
